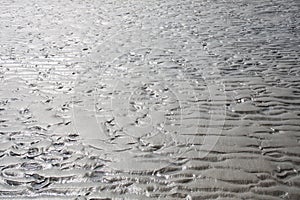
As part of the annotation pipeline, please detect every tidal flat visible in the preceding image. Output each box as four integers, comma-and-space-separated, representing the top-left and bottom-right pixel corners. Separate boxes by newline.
0, 0, 299, 199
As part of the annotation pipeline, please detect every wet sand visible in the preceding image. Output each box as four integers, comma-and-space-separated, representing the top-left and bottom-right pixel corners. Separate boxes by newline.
0, 0, 300, 199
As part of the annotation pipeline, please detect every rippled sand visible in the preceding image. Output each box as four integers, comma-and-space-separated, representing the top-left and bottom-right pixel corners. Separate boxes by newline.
0, 0, 299, 199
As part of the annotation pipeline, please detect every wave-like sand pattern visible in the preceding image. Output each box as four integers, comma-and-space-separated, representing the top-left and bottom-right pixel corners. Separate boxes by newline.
0, 0, 299, 199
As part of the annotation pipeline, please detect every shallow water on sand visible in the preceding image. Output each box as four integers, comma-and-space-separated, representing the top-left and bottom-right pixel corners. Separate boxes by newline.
0, 0, 299, 199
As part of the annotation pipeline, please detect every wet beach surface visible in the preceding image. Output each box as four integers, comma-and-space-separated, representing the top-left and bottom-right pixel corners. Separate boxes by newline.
0, 0, 300, 199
